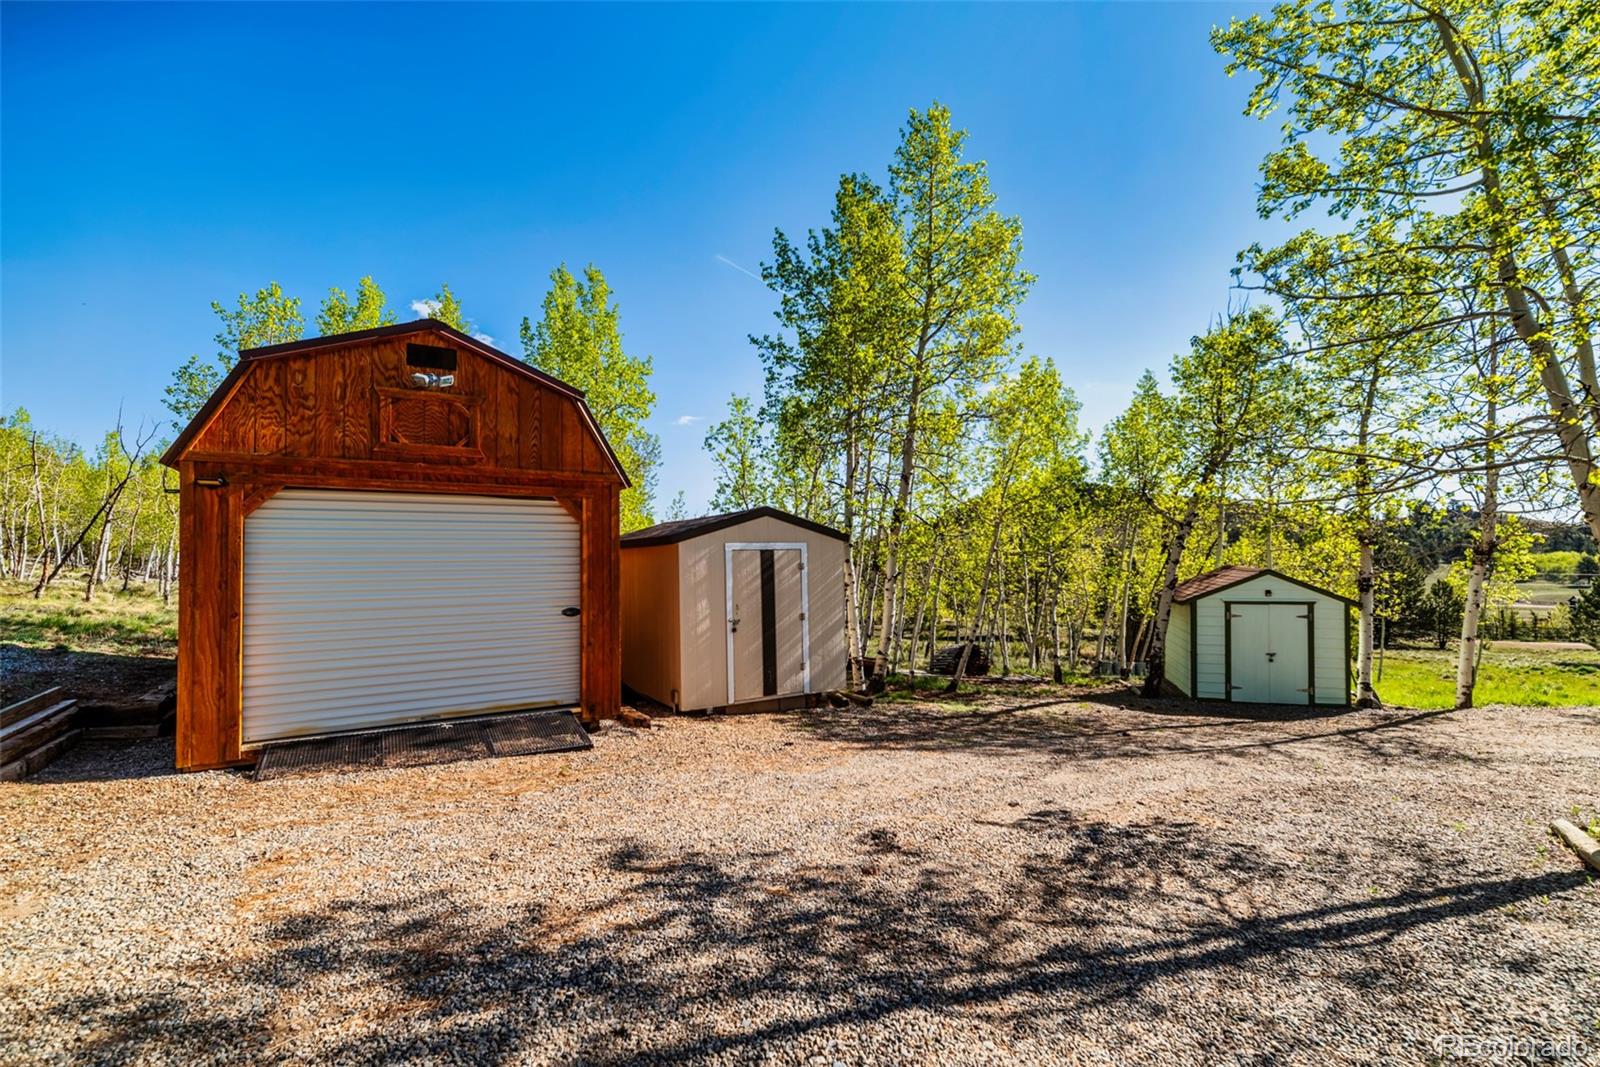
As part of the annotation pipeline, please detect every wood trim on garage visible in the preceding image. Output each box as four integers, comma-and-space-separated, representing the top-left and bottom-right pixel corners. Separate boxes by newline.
177, 463, 621, 769
166, 322, 624, 771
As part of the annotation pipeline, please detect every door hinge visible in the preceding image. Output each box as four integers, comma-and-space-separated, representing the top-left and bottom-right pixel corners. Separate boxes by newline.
798, 612, 806, 621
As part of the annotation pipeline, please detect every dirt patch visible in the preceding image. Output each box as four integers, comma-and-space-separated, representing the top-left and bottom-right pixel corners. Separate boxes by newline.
1, 643, 175, 708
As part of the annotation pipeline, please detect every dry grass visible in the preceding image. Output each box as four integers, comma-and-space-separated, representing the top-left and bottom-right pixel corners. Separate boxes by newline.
0, 576, 176, 657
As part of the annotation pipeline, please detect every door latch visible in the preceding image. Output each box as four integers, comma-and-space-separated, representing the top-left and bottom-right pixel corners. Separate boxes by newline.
561, 606, 581, 617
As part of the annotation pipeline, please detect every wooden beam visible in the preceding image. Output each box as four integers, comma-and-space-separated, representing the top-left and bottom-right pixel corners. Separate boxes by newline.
1552, 818, 1600, 871
183, 453, 620, 491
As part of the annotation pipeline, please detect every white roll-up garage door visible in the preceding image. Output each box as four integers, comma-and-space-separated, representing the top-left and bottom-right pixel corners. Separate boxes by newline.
242, 489, 581, 745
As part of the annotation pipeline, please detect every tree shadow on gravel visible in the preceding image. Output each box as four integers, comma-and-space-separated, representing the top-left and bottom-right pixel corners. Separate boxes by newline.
791, 695, 1468, 765
31, 813, 1592, 1065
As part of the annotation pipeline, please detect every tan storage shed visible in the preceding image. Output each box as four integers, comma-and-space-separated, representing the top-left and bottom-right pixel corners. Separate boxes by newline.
620, 507, 848, 712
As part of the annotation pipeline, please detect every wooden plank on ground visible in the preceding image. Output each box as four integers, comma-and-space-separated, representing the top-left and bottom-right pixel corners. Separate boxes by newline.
2, 688, 64, 729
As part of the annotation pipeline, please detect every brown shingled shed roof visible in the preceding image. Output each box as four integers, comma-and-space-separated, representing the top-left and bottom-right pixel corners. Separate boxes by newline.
1172, 565, 1356, 605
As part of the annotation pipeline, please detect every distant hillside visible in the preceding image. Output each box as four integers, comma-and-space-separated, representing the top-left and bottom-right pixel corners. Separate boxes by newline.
1394, 505, 1595, 569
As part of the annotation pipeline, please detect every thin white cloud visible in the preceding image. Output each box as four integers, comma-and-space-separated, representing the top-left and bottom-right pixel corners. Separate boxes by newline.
714, 254, 761, 282
674, 415, 703, 426
472, 332, 495, 346
410, 298, 441, 317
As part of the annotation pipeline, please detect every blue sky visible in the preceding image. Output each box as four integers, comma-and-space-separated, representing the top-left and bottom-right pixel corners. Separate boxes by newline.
2, 1, 1290, 510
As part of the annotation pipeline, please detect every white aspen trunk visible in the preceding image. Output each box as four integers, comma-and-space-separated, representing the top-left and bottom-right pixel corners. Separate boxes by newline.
868, 549, 889, 663
869, 371, 923, 691
841, 433, 863, 687
1434, 14, 1600, 543
119, 489, 145, 592
948, 488, 1008, 690
1356, 534, 1381, 707
1456, 541, 1492, 708
998, 549, 1011, 675
30, 437, 49, 583
1457, 342, 1501, 709
1072, 604, 1091, 672
887, 566, 909, 673
926, 550, 946, 668
1354, 358, 1382, 708
162, 528, 177, 605
1050, 585, 1063, 684
1095, 584, 1115, 666
85, 516, 114, 600
906, 549, 938, 674
1117, 528, 1137, 674
1141, 499, 1200, 697
1021, 568, 1038, 670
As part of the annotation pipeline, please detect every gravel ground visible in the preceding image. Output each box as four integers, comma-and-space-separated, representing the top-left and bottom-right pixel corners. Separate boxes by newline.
3, 686, 1597, 1065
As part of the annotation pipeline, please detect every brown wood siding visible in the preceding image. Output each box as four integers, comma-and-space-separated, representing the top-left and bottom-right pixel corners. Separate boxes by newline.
581, 488, 622, 725
188, 333, 613, 477
169, 327, 623, 771
176, 460, 249, 770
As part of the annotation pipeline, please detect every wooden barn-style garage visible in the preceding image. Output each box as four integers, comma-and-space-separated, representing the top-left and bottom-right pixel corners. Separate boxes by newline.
160, 319, 626, 771
1162, 565, 1353, 706
619, 507, 848, 712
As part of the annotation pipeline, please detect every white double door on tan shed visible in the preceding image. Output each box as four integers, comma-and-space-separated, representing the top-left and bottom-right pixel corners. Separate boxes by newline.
1227, 602, 1312, 704
725, 544, 809, 703
241, 489, 582, 745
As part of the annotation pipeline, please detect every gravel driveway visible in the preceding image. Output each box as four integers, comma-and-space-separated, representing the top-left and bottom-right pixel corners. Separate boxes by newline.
3, 686, 1597, 1065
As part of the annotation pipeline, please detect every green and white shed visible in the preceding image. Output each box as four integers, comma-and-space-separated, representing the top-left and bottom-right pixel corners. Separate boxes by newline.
1163, 565, 1353, 706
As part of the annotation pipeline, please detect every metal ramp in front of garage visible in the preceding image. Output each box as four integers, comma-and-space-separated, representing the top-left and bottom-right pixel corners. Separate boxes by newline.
253, 708, 592, 781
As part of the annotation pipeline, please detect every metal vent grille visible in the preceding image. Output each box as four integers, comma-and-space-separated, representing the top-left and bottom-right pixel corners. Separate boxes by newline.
254, 710, 591, 781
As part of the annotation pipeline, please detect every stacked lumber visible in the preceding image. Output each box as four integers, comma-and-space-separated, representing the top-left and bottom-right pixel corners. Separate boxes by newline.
1, 687, 81, 782
928, 643, 992, 677
78, 679, 176, 740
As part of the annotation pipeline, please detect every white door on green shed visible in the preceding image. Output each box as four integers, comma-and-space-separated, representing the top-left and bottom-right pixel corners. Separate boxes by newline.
242, 489, 581, 745
1228, 603, 1311, 704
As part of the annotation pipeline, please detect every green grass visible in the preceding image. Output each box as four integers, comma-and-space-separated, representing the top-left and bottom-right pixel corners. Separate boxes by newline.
1514, 578, 1587, 606
0, 577, 176, 656
878, 668, 1100, 709
1375, 644, 1600, 709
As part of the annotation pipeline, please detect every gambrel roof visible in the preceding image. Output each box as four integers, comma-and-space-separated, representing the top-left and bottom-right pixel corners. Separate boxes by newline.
160, 319, 628, 485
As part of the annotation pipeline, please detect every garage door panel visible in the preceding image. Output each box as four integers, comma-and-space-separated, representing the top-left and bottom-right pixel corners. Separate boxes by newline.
243, 489, 581, 744
244, 670, 578, 707
244, 633, 582, 664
